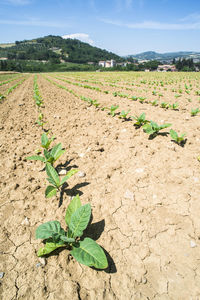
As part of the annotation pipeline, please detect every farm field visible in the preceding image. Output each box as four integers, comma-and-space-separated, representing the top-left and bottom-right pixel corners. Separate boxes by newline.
0, 71, 200, 299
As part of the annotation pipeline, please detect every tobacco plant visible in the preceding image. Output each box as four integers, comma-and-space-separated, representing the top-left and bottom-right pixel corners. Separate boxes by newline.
170, 129, 186, 145
191, 108, 200, 116
26, 139, 64, 166
118, 110, 130, 120
133, 113, 149, 127
108, 105, 119, 117
143, 121, 171, 136
45, 163, 78, 198
36, 195, 108, 269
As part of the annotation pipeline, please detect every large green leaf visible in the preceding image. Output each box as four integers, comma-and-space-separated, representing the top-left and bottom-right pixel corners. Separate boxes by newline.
45, 185, 57, 198
45, 163, 60, 187
70, 238, 108, 269
36, 221, 65, 240
26, 155, 45, 162
37, 242, 65, 257
143, 123, 155, 134
60, 169, 78, 185
69, 204, 91, 238
65, 195, 81, 226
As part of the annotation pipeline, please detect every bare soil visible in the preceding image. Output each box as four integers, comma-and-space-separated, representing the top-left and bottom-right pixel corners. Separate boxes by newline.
0, 73, 200, 300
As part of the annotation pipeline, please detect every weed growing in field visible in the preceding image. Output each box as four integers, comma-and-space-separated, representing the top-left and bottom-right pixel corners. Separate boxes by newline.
36, 194, 108, 269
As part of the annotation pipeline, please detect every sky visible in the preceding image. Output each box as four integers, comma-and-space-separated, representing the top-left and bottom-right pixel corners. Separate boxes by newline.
0, 0, 200, 56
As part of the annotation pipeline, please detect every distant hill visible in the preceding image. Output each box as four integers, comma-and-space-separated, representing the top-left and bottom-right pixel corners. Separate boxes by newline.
127, 51, 200, 61
0, 35, 123, 64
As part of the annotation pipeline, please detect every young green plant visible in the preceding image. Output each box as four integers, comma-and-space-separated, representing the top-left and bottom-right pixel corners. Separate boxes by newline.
45, 162, 78, 198
133, 113, 149, 127
26, 135, 64, 166
36, 194, 108, 269
108, 105, 119, 117
170, 129, 186, 145
143, 121, 171, 137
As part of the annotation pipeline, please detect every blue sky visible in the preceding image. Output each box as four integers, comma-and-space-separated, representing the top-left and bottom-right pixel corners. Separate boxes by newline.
0, 0, 200, 55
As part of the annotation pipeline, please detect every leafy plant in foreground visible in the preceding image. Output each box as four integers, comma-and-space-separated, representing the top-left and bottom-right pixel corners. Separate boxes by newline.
170, 129, 186, 145
36, 195, 108, 269
133, 113, 149, 127
26, 140, 64, 165
143, 121, 171, 136
45, 163, 78, 198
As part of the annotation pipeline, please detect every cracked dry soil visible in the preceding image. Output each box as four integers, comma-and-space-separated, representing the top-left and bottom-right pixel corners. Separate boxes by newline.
0, 74, 200, 300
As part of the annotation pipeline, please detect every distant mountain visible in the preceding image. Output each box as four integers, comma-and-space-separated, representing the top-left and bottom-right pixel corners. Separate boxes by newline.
0, 35, 123, 64
127, 51, 200, 61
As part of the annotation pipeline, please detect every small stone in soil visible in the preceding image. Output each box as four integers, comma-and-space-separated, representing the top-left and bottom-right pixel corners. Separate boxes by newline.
39, 257, 46, 266
58, 169, 67, 175
0, 272, 4, 279
124, 190, 134, 200
78, 171, 86, 178
21, 217, 30, 226
190, 240, 197, 248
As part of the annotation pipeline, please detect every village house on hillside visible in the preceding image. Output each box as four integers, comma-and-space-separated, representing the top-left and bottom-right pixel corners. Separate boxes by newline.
157, 64, 177, 72
98, 60, 131, 68
99, 59, 116, 68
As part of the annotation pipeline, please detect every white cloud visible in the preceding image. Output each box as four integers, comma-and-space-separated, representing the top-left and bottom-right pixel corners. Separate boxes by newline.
62, 33, 94, 45
100, 18, 200, 30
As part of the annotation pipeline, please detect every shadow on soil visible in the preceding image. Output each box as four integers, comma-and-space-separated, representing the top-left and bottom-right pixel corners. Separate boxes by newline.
148, 131, 169, 140
59, 182, 90, 207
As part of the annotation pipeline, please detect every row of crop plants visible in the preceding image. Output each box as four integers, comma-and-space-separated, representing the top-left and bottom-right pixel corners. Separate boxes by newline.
43, 75, 193, 149
25, 74, 108, 269
55, 73, 200, 99
50, 74, 200, 113
0, 76, 28, 101
46, 74, 200, 117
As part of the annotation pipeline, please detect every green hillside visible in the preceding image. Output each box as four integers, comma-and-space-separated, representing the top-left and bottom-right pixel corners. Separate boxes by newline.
0, 35, 122, 64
